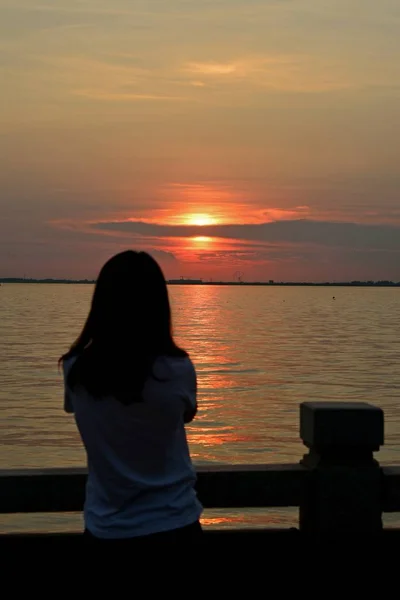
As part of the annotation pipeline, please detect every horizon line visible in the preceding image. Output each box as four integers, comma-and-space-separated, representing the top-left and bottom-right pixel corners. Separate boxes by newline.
1, 277, 400, 287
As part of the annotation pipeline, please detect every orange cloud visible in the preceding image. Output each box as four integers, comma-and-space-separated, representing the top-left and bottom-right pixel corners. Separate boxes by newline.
183, 55, 349, 92
73, 90, 189, 102
185, 62, 238, 75
153, 182, 262, 225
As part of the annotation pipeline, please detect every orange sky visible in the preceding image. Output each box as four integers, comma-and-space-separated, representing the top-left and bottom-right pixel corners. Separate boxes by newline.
1, 1, 400, 281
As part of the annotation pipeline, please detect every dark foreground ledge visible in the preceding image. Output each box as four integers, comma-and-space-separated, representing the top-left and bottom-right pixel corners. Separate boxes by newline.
1, 402, 400, 538
0, 463, 307, 513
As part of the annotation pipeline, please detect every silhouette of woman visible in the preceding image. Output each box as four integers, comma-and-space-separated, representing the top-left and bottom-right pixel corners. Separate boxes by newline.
60, 250, 203, 545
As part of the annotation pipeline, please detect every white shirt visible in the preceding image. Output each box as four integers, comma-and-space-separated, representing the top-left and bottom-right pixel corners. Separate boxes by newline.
63, 354, 202, 539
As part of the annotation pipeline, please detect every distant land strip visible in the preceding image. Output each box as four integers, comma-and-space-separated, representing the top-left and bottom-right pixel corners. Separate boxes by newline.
1, 278, 400, 287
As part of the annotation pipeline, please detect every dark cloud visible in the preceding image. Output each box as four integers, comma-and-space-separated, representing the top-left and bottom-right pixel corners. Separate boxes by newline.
146, 248, 177, 262
194, 244, 326, 264
92, 219, 400, 252
196, 250, 258, 263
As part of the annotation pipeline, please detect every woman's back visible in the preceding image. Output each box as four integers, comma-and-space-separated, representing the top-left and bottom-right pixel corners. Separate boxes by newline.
64, 353, 202, 539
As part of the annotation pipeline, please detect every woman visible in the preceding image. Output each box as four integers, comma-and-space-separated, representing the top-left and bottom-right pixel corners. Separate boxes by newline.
60, 250, 203, 544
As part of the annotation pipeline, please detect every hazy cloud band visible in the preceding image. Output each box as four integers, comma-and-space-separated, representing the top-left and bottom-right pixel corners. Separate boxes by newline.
92, 219, 400, 252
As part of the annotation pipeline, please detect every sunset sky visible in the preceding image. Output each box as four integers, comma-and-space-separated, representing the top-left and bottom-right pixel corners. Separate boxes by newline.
1, 0, 400, 281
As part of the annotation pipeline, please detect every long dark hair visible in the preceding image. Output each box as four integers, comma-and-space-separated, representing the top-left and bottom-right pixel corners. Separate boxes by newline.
60, 250, 187, 404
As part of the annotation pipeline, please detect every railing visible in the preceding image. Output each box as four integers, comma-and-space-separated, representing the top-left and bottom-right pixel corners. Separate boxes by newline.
1, 402, 400, 542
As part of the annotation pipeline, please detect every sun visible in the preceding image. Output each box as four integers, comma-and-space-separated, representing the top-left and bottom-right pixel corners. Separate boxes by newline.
192, 236, 211, 242
190, 235, 214, 249
185, 213, 215, 227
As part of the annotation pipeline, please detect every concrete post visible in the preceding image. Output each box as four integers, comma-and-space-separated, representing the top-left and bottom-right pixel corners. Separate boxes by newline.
299, 402, 384, 534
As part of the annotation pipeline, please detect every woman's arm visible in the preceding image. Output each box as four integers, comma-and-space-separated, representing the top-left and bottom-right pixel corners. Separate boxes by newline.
184, 403, 197, 423
183, 359, 198, 423
62, 359, 74, 414
64, 389, 74, 414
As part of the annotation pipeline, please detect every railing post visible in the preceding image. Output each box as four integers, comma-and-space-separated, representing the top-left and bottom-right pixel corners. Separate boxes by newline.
299, 402, 384, 534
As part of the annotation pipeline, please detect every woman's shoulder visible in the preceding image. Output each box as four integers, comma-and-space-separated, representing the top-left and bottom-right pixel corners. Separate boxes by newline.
153, 354, 196, 383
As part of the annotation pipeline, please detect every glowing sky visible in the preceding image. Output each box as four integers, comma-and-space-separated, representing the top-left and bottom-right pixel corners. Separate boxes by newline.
1, 0, 400, 281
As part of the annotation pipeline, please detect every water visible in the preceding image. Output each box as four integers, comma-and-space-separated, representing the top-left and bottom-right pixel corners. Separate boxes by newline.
1, 284, 400, 532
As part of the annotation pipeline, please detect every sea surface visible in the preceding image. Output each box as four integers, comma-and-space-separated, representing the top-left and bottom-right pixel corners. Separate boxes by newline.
1, 283, 400, 532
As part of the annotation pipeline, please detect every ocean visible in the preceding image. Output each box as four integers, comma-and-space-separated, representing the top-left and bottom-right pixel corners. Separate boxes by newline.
1, 283, 400, 532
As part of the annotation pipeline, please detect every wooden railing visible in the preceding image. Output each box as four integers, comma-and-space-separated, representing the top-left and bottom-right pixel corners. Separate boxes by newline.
1, 402, 400, 541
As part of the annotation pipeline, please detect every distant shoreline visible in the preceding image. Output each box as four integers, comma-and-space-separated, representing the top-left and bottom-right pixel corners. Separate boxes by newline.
1, 278, 399, 287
